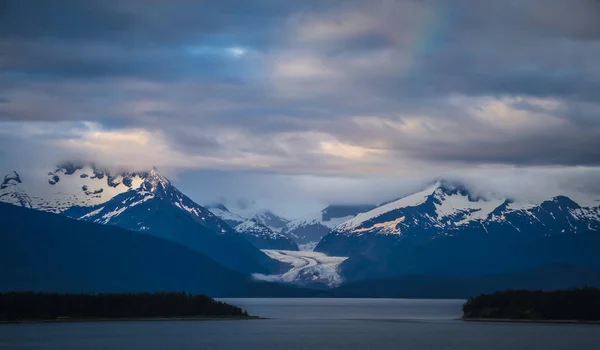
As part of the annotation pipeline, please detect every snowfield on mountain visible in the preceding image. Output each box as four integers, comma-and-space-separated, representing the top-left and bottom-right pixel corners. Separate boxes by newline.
0, 165, 147, 212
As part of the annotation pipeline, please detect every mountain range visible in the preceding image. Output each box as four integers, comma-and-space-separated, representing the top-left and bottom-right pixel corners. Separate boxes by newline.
280, 204, 376, 250
2, 165, 600, 296
252, 210, 290, 233
316, 181, 600, 281
207, 204, 298, 251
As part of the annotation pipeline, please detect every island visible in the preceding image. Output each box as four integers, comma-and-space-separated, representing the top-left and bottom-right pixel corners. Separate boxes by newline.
0, 292, 254, 323
462, 288, 600, 322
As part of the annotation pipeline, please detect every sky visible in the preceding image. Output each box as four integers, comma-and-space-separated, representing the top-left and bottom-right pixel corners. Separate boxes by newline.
1, 0, 600, 217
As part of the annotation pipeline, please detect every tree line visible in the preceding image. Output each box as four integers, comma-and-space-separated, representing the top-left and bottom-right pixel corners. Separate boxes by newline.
463, 287, 600, 320
0, 292, 249, 321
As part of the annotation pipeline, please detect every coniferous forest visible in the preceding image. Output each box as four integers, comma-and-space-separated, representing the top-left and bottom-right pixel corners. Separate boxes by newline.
0, 292, 249, 322
462, 288, 600, 321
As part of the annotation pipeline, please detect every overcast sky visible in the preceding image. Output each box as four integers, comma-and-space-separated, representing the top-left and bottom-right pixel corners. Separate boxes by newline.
1, 0, 600, 217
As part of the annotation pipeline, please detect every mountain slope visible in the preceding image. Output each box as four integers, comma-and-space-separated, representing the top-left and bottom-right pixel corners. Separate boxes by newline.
316, 181, 600, 281
281, 204, 376, 250
0, 203, 321, 297
1, 165, 281, 275
208, 204, 298, 251
63, 169, 279, 274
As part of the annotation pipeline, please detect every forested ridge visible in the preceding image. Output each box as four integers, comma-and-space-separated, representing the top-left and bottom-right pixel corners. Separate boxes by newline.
0, 292, 249, 321
463, 288, 600, 321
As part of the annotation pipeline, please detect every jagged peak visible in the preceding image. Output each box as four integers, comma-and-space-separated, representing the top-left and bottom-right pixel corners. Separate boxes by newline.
140, 167, 171, 193
3, 171, 21, 182
253, 209, 289, 223
428, 179, 488, 203
1, 171, 22, 189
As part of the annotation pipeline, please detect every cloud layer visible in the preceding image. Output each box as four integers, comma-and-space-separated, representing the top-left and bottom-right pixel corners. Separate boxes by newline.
1, 0, 600, 215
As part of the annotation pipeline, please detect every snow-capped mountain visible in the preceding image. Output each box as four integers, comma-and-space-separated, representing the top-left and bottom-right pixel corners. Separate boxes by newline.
0, 171, 32, 208
315, 181, 600, 280
252, 210, 289, 233
206, 203, 247, 228
65, 168, 231, 234
207, 204, 298, 251
234, 220, 298, 251
320, 181, 600, 247
281, 204, 376, 250
1, 164, 280, 275
0, 164, 147, 212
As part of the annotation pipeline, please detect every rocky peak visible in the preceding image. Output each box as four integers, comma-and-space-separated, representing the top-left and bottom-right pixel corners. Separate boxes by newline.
140, 167, 171, 193
1, 171, 22, 190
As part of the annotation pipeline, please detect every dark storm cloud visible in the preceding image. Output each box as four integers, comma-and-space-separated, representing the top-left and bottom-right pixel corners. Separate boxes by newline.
0, 0, 297, 43
1, 0, 600, 179
402, 130, 600, 166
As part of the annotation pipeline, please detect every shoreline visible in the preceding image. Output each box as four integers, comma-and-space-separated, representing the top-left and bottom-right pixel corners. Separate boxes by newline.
460, 318, 600, 325
0, 315, 261, 325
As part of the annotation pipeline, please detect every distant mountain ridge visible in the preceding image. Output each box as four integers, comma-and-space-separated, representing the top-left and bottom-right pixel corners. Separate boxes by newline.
207, 204, 298, 251
252, 210, 289, 233
281, 204, 376, 250
0, 164, 280, 275
316, 181, 600, 281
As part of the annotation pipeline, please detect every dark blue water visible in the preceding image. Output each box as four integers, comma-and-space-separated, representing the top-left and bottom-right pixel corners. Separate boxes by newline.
219, 298, 464, 319
1, 298, 599, 350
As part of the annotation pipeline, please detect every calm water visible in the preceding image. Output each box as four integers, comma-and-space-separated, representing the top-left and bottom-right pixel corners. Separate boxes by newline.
1, 298, 599, 350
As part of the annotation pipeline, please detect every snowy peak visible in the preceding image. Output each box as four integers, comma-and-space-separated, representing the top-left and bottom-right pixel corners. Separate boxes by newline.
235, 219, 279, 239
208, 206, 298, 250
0, 171, 32, 208
0, 164, 185, 214
61, 165, 238, 238
208, 205, 247, 228
139, 167, 171, 194
0, 165, 148, 212
326, 180, 600, 241
1, 171, 22, 190
337, 181, 504, 234
252, 210, 289, 233
428, 183, 506, 225
281, 204, 375, 248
